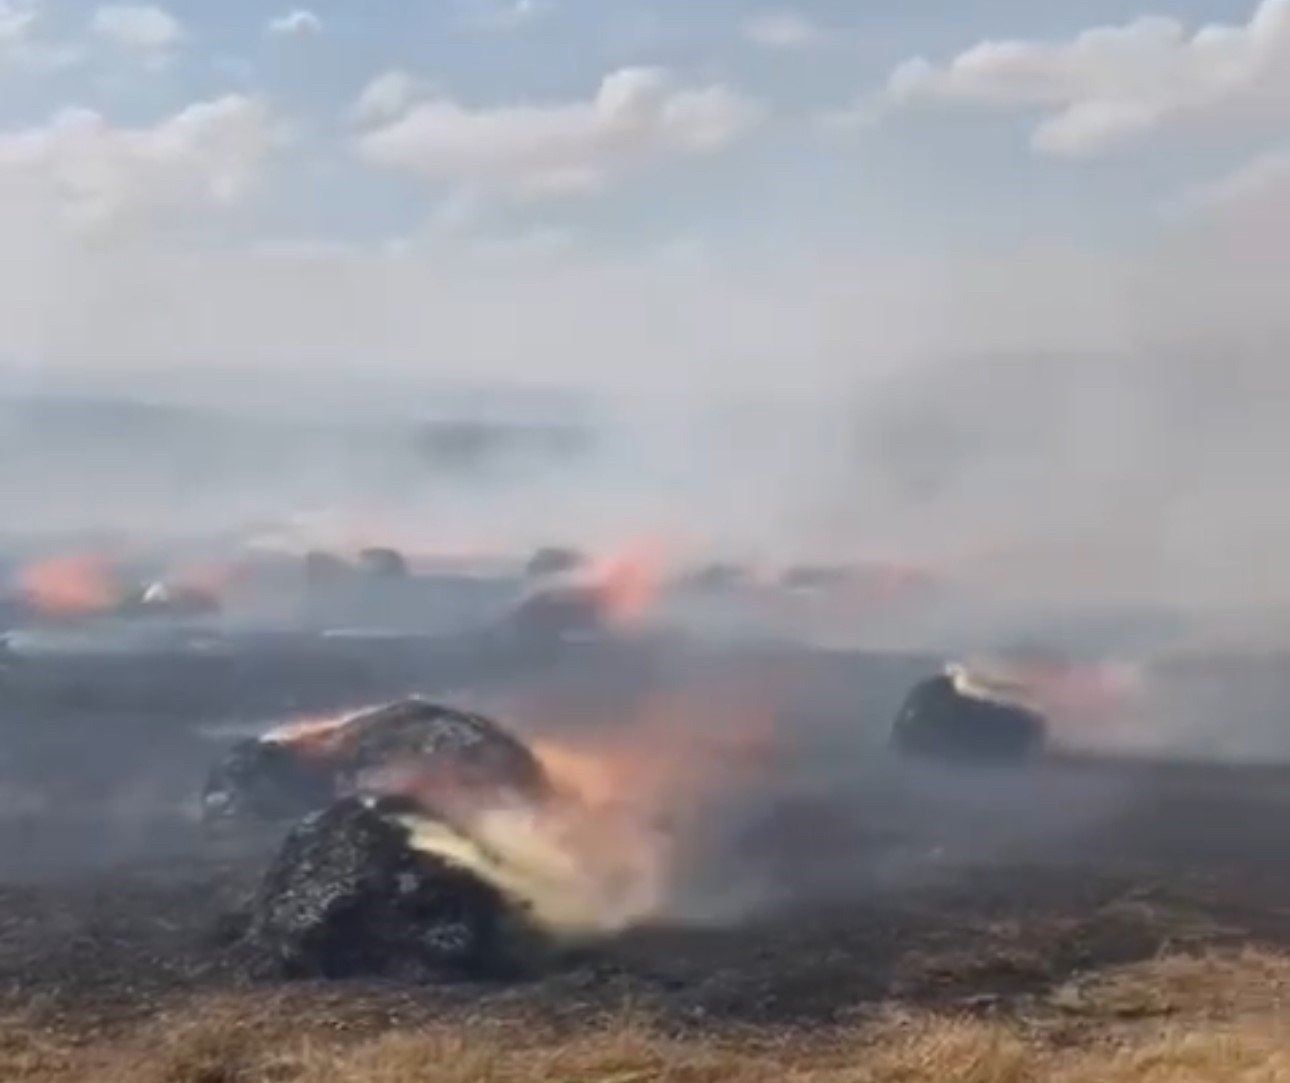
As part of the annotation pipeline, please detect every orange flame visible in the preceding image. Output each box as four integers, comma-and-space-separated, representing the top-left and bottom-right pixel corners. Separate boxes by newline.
1020, 660, 1143, 719
587, 546, 662, 628
263, 672, 784, 933
263, 711, 356, 759
15, 554, 124, 616
496, 676, 781, 924
965, 657, 1144, 724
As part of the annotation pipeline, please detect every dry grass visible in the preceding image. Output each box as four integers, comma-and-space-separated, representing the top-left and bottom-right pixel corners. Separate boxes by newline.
4, 948, 1290, 1083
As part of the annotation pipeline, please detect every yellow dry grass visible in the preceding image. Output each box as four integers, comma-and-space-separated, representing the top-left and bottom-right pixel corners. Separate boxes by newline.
4, 948, 1290, 1083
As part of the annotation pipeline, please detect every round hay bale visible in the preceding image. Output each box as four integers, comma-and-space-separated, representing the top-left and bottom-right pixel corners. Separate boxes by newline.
890, 673, 1048, 763
200, 698, 551, 831
236, 797, 527, 981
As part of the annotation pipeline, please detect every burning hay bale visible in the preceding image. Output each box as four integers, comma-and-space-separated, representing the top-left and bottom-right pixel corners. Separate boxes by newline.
122, 580, 221, 618
202, 734, 336, 827
236, 796, 533, 981
506, 584, 608, 646
890, 664, 1049, 763
525, 546, 586, 578
504, 553, 656, 649
201, 698, 552, 831
216, 697, 676, 983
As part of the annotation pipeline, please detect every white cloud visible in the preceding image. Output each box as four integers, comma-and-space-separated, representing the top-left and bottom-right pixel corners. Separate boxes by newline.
742, 10, 822, 50
881, 0, 1290, 156
462, 0, 552, 32
267, 9, 322, 36
354, 66, 762, 200
349, 70, 427, 124
0, 95, 273, 233
0, 0, 81, 69
90, 3, 182, 53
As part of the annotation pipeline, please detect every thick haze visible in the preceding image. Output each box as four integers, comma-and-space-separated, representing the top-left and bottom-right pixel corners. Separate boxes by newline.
2, 0, 1289, 623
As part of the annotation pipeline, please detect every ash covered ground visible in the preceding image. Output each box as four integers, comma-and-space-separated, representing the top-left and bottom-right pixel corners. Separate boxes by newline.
3, 564, 1290, 1041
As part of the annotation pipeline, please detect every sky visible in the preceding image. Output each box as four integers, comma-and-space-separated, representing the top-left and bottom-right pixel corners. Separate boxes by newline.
0, 0, 1284, 401
0, 0, 1287, 616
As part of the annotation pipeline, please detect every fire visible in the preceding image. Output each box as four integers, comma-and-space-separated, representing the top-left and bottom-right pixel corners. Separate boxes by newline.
257, 670, 783, 939
263, 711, 356, 757
500, 680, 778, 930
953, 657, 1142, 721
14, 554, 124, 616
588, 546, 662, 627
1022, 660, 1142, 718
397, 679, 781, 937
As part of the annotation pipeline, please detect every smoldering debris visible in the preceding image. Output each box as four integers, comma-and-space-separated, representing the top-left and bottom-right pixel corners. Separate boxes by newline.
232, 797, 536, 982
201, 698, 552, 831
10, 537, 1290, 1006
506, 584, 609, 646
7, 620, 1290, 1025
525, 546, 587, 578
206, 691, 680, 982
671, 562, 753, 594
889, 666, 1049, 764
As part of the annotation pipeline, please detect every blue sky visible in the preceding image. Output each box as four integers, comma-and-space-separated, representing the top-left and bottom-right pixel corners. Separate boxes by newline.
0, 0, 1286, 396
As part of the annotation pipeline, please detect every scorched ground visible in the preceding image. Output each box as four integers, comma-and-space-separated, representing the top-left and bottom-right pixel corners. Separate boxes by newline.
1, 632, 1290, 1050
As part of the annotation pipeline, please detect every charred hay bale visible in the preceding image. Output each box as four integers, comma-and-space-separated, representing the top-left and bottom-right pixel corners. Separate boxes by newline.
202, 737, 335, 828
303, 550, 353, 588
327, 698, 551, 806
889, 673, 1047, 763
526, 546, 586, 577
237, 797, 530, 981
675, 561, 750, 593
780, 564, 855, 591
356, 546, 409, 579
122, 581, 221, 618
201, 698, 551, 831
507, 586, 604, 646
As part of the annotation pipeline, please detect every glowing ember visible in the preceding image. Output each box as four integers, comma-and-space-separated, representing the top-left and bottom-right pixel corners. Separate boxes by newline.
262, 711, 357, 757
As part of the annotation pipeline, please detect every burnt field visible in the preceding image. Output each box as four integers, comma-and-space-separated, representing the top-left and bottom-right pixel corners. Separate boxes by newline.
2, 632, 1290, 1080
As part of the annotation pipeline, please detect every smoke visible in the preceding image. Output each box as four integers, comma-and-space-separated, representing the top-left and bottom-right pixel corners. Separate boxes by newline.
4, 94, 1290, 929
1, 164, 1284, 634
802, 156, 1290, 634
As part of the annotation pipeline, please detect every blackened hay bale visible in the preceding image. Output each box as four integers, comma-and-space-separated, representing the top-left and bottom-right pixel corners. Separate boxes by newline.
201, 698, 551, 831
201, 736, 335, 828
890, 673, 1047, 763
356, 546, 409, 580
525, 546, 586, 578
507, 585, 605, 645
303, 549, 353, 587
237, 797, 527, 981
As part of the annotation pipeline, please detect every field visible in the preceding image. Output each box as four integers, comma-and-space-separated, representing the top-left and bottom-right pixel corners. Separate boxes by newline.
2, 636, 1290, 1081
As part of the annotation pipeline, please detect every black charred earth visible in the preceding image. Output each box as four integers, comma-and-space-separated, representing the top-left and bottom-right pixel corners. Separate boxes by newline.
2, 631, 1290, 1033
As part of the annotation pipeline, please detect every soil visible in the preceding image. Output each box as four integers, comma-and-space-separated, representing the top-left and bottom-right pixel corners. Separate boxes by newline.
1, 637, 1288, 1039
